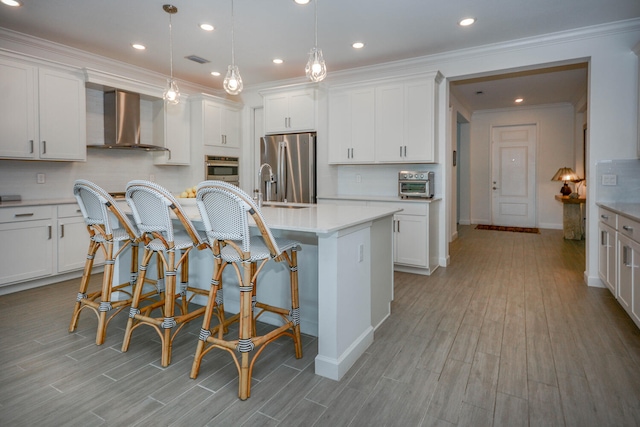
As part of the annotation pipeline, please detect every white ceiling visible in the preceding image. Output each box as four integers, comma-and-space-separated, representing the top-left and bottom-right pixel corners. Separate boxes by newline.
0, 0, 637, 109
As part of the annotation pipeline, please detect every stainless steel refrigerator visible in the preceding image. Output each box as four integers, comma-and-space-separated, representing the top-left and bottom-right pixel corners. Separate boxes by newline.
259, 132, 316, 204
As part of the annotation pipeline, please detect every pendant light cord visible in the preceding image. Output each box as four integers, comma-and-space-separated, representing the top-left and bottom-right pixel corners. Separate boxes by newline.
314, 0, 318, 48
168, 12, 174, 79
231, 0, 235, 66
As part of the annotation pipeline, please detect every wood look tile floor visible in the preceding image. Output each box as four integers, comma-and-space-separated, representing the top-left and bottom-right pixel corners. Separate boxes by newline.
2, 225, 640, 426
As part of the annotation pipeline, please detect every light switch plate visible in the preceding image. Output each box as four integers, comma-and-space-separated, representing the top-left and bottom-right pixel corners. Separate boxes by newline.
36, 173, 45, 184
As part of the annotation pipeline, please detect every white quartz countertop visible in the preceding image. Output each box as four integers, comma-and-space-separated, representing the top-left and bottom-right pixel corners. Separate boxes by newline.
318, 195, 441, 203
0, 198, 77, 208
597, 202, 640, 222
121, 200, 400, 235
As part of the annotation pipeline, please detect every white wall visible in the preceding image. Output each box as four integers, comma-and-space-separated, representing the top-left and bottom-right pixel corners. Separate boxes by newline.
468, 103, 575, 229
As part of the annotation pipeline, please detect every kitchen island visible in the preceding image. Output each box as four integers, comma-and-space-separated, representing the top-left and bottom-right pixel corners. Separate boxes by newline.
116, 201, 400, 381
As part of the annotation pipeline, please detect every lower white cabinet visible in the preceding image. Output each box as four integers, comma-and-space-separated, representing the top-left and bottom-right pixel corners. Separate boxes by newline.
598, 205, 640, 328
0, 206, 55, 286
598, 219, 617, 295
394, 213, 428, 267
319, 197, 439, 275
0, 203, 103, 290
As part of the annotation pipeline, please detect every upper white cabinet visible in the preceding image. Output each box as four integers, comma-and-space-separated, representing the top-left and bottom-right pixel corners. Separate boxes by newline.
0, 57, 86, 161
154, 99, 191, 165
262, 87, 317, 134
327, 72, 442, 165
191, 95, 242, 150
328, 87, 375, 163
375, 77, 439, 162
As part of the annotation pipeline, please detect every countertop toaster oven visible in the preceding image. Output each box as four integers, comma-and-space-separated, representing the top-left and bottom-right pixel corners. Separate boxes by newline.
398, 171, 434, 199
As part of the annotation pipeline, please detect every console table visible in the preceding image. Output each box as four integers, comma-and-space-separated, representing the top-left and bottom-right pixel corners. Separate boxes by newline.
555, 195, 586, 240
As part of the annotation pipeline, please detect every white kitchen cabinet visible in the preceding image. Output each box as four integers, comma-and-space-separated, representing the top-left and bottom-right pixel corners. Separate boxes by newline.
328, 87, 375, 164
374, 76, 439, 163
154, 99, 191, 165
0, 203, 106, 289
191, 96, 241, 150
598, 220, 617, 295
0, 56, 86, 161
57, 204, 105, 273
0, 206, 55, 286
618, 214, 640, 326
320, 197, 439, 275
394, 213, 428, 267
263, 88, 316, 134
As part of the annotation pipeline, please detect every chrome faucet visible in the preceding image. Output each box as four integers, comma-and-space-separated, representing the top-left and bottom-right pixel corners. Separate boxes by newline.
257, 163, 275, 205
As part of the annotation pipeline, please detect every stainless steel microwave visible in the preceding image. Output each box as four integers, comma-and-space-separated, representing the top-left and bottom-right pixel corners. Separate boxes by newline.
398, 171, 434, 199
205, 155, 239, 186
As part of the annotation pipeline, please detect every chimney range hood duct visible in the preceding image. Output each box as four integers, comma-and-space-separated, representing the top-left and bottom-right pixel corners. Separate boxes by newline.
93, 89, 168, 151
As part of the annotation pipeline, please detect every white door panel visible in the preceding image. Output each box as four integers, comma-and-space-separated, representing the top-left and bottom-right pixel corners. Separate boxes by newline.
491, 124, 537, 227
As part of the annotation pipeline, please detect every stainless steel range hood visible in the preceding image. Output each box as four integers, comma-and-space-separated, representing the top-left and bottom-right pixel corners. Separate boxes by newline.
91, 89, 168, 151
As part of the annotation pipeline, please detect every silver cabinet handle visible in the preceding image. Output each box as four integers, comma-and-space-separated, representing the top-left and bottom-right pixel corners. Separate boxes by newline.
404, 146, 407, 157
623, 225, 633, 232
29, 140, 34, 154
60, 224, 65, 238
601, 230, 606, 246
601, 214, 609, 220
623, 245, 631, 267
399, 146, 402, 157
15, 212, 34, 218
48, 225, 52, 240
42, 140, 46, 154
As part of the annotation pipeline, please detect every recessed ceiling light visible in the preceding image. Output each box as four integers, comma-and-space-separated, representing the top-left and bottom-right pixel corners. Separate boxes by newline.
1, 0, 22, 6
211, 71, 221, 77
199, 23, 214, 32
459, 17, 476, 26
293, 0, 310, 4
273, 58, 284, 64
352, 42, 365, 49
515, 98, 524, 103
132, 43, 146, 50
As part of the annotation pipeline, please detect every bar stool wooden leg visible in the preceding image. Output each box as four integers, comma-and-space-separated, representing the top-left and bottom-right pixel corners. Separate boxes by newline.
69, 240, 99, 333
290, 248, 303, 358
238, 258, 254, 400
95, 239, 115, 345
121, 247, 154, 353
161, 248, 177, 367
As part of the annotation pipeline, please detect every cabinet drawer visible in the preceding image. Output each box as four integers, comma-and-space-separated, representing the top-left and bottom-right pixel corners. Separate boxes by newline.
58, 203, 83, 218
598, 207, 617, 228
619, 215, 640, 242
0, 205, 54, 223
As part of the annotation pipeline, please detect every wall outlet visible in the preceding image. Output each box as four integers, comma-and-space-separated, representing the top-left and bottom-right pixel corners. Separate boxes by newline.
358, 243, 364, 262
602, 174, 617, 186
356, 174, 361, 183
36, 173, 45, 184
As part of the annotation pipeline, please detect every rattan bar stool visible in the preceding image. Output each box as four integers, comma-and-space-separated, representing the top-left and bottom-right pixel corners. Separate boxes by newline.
69, 179, 159, 345
190, 180, 303, 400
121, 180, 214, 367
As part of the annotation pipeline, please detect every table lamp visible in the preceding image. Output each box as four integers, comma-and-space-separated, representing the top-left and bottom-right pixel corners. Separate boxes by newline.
551, 167, 579, 196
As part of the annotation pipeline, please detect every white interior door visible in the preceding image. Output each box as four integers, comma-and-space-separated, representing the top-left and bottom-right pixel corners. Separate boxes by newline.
491, 124, 537, 227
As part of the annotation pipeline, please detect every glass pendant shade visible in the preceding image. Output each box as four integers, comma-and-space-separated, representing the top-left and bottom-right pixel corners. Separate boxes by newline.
223, 64, 243, 95
163, 78, 180, 104
305, 47, 327, 82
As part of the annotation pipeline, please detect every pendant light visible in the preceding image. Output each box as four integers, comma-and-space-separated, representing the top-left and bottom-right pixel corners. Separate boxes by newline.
162, 4, 180, 104
223, 0, 243, 95
305, 0, 326, 82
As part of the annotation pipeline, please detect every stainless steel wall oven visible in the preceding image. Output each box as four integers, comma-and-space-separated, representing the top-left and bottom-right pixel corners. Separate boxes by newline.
205, 155, 239, 186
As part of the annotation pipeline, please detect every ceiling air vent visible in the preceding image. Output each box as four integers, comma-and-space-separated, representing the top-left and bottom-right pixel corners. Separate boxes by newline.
185, 55, 210, 64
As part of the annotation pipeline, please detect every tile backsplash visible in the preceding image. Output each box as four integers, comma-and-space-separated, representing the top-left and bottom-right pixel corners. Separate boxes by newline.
596, 159, 640, 203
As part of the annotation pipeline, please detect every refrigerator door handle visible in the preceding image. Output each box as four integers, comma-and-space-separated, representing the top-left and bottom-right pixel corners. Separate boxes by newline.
279, 140, 286, 201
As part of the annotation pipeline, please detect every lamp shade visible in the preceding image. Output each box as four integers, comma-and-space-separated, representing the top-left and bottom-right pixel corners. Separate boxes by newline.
551, 167, 579, 182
